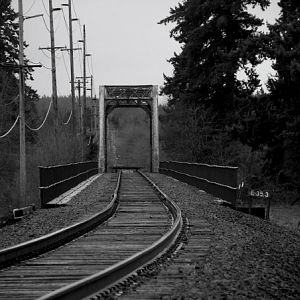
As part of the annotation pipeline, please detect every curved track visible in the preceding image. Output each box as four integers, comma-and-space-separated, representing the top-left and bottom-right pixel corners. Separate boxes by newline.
0, 171, 183, 300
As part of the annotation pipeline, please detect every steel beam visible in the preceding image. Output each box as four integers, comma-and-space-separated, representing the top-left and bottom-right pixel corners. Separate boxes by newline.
98, 85, 159, 173
151, 86, 159, 172
98, 86, 105, 172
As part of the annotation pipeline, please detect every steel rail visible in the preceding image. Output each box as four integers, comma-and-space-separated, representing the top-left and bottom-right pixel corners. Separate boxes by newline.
0, 171, 122, 269
38, 171, 183, 300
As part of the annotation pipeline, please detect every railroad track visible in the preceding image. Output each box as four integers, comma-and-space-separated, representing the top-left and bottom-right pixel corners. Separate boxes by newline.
0, 170, 183, 299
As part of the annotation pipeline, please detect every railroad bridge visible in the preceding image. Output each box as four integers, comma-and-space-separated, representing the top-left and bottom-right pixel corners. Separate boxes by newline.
98, 85, 159, 173
0, 86, 296, 299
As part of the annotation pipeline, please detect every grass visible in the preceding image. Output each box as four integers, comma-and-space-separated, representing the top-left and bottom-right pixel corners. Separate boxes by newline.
269, 203, 300, 234
26, 122, 88, 208
0, 119, 89, 218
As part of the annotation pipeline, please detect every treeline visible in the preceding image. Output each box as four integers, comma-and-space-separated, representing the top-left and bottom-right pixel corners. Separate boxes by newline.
0, 93, 90, 216
0, 1, 93, 216
0, 0, 40, 216
159, 0, 299, 203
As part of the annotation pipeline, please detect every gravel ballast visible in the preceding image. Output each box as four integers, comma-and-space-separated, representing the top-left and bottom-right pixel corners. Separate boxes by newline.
122, 173, 300, 299
0, 172, 299, 299
0, 173, 117, 249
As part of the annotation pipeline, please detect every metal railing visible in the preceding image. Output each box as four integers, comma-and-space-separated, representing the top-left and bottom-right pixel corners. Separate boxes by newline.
39, 161, 98, 207
159, 161, 238, 205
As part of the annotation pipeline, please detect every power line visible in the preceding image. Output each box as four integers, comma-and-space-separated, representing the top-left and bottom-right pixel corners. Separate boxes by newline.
41, 63, 52, 70
71, 0, 78, 19
39, 48, 51, 59
0, 95, 18, 107
61, 50, 71, 80
53, 8, 61, 21
63, 111, 72, 125
87, 135, 92, 146
29, 59, 52, 70
41, 0, 49, 17
42, 15, 50, 32
0, 69, 13, 102
0, 116, 20, 139
76, 21, 82, 37
87, 56, 92, 75
25, 100, 52, 131
61, 8, 69, 35
90, 55, 94, 79
75, 42, 83, 75
71, 0, 83, 36
54, 11, 62, 33
24, 0, 37, 15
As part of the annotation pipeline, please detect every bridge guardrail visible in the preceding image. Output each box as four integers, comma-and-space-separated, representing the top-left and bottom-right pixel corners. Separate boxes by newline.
159, 161, 238, 205
39, 161, 98, 207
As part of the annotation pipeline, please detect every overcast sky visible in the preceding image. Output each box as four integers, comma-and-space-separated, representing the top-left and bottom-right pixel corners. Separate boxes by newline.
11, 0, 280, 100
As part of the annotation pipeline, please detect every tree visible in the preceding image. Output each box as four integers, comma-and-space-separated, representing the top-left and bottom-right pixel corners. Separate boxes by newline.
0, 0, 19, 120
0, 0, 39, 211
159, 0, 269, 165
0, 0, 39, 139
160, 0, 269, 123
265, 0, 300, 195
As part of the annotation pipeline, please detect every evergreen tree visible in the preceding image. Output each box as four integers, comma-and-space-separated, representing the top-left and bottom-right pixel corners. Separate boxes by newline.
0, 0, 39, 208
160, 0, 269, 123
265, 0, 300, 194
0, 0, 39, 142
0, 0, 20, 210
0, 0, 19, 119
159, 0, 269, 164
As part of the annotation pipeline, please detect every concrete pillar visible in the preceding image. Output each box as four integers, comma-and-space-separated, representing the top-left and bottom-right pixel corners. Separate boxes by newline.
151, 85, 159, 172
98, 86, 106, 172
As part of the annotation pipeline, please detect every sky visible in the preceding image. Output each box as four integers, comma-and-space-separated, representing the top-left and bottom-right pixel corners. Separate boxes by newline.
11, 0, 281, 101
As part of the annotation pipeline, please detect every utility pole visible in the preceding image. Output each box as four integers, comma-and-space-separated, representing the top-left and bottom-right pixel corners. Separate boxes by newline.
76, 80, 84, 160
78, 73, 91, 132
93, 93, 98, 136
90, 75, 93, 99
12, 3, 43, 208
86, 79, 93, 132
18, 0, 25, 207
69, 0, 76, 148
79, 25, 87, 138
76, 79, 81, 136
90, 75, 93, 133
83, 25, 86, 138
48, 0, 60, 151
62, 1, 77, 161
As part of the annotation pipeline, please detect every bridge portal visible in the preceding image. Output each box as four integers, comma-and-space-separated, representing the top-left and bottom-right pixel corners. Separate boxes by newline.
98, 85, 159, 172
